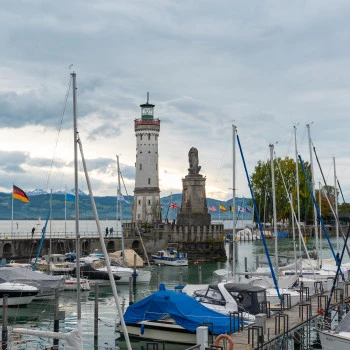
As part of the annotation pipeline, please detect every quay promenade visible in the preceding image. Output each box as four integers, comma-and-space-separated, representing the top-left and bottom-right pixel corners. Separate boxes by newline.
0, 220, 227, 262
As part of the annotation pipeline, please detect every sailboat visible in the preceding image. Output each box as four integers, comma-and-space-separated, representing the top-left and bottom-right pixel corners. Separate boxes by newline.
12, 72, 133, 350
104, 154, 151, 283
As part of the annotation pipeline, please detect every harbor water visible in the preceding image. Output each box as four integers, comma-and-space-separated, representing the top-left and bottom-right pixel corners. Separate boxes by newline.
0, 220, 348, 349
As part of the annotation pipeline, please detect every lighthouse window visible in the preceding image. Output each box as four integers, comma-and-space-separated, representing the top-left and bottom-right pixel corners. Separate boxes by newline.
148, 178, 151, 185
140, 135, 142, 140
138, 200, 141, 205
148, 134, 150, 140
140, 164, 142, 170
148, 200, 151, 205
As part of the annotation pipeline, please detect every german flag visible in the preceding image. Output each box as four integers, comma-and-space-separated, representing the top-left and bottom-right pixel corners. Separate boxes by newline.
13, 185, 29, 203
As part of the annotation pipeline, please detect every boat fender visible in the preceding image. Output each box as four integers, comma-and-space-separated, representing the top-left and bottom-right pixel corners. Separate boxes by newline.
215, 334, 234, 350
140, 323, 145, 335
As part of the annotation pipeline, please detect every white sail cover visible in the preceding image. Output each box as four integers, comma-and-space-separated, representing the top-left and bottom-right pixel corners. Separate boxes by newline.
12, 321, 83, 349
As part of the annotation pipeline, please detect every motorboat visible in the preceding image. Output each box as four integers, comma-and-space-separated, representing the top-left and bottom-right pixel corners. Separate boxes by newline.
0, 267, 65, 300
80, 255, 151, 284
32, 254, 75, 275
0, 278, 39, 307
151, 244, 188, 266
182, 282, 266, 323
78, 258, 121, 286
119, 283, 245, 345
63, 276, 90, 291
319, 311, 350, 350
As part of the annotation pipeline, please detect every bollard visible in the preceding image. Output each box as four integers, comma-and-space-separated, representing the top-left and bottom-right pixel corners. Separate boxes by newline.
2, 295, 8, 350
196, 326, 208, 350
53, 288, 59, 348
94, 284, 99, 341
133, 254, 137, 285
129, 277, 133, 305
254, 314, 267, 336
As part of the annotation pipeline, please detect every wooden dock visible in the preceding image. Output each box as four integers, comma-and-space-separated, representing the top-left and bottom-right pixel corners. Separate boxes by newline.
221, 283, 350, 350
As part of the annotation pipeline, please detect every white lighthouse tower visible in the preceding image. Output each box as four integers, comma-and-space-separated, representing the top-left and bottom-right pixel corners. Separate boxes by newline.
132, 94, 161, 223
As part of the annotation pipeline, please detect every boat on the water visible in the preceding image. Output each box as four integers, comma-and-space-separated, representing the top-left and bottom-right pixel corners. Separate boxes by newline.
78, 258, 121, 286
63, 276, 90, 291
0, 266, 65, 300
31, 254, 75, 275
0, 278, 39, 307
182, 282, 266, 323
151, 244, 188, 266
80, 255, 151, 284
120, 283, 245, 345
319, 310, 350, 350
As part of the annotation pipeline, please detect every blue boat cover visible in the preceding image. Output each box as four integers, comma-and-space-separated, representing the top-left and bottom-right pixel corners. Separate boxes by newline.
123, 283, 244, 334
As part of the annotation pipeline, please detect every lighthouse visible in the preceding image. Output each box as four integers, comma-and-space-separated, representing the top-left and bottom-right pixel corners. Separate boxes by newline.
132, 94, 161, 223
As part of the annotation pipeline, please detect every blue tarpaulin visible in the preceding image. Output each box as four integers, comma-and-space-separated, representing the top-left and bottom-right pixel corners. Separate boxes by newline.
123, 283, 244, 334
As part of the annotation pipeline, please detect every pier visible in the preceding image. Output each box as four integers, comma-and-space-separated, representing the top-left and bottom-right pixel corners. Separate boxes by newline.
225, 281, 350, 349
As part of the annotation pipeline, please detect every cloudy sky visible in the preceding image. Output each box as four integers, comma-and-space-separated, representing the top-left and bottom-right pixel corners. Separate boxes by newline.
1, 1, 350, 203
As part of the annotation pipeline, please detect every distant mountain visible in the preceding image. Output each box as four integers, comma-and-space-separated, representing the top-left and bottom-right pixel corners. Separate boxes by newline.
27, 188, 87, 196
0, 191, 253, 221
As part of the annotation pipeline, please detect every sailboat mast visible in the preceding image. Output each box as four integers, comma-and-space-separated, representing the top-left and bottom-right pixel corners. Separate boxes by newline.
72, 72, 81, 320
294, 125, 301, 256
117, 154, 125, 266
333, 156, 339, 254
307, 123, 319, 267
232, 124, 237, 278
49, 189, 52, 262
270, 144, 278, 269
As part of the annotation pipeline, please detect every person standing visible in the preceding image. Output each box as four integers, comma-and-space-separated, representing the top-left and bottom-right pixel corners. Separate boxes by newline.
31, 227, 35, 238
105, 227, 108, 237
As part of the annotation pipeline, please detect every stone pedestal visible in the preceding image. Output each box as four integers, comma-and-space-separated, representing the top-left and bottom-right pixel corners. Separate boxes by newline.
177, 174, 211, 226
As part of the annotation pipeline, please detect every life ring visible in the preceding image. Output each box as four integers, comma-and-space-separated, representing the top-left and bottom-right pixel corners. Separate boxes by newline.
215, 334, 234, 350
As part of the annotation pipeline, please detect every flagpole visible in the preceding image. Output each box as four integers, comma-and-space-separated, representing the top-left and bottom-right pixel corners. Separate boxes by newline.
11, 184, 14, 235
64, 185, 67, 238
117, 155, 125, 266
165, 193, 172, 222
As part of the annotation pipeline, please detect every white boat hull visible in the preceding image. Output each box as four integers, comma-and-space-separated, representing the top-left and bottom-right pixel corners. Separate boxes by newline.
152, 257, 188, 266
63, 278, 90, 291
319, 331, 350, 350
0, 282, 38, 306
116, 270, 152, 284
123, 319, 197, 345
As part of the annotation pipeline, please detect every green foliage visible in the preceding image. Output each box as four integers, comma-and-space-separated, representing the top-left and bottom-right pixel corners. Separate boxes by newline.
250, 156, 315, 224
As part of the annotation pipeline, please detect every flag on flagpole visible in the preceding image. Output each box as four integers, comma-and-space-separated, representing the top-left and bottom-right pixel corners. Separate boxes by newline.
219, 204, 227, 212
246, 207, 252, 213
169, 202, 180, 209
238, 205, 244, 212
208, 205, 217, 212
117, 193, 130, 204
229, 206, 234, 212
13, 185, 29, 203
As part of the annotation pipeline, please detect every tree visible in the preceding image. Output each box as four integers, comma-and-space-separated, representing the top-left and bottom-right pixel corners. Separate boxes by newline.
250, 156, 314, 224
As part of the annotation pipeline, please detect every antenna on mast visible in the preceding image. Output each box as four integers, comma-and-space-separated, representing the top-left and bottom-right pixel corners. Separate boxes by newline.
147, 92, 149, 103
